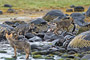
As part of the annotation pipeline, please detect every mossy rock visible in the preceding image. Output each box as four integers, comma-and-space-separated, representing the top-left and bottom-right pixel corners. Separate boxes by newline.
33, 55, 43, 58
58, 58, 64, 60
5, 58, 16, 60
68, 31, 90, 51
44, 56, 53, 59
0, 51, 7, 53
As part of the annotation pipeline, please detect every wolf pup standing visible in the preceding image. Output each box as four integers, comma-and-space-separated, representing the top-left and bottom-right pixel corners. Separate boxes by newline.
5, 31, 31, 60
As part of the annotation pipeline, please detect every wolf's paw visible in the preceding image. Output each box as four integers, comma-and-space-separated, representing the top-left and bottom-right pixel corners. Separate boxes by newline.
12, 56, 17, 58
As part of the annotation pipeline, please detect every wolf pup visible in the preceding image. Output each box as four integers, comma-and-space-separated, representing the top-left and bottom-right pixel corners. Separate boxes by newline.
5, 31, 31, 60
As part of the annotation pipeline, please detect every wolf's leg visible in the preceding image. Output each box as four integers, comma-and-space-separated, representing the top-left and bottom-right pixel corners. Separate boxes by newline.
25, 48, 30, 59
13, 47, 17, 58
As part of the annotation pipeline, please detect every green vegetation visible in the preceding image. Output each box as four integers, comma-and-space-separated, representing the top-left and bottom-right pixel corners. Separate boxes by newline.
0, 51, 7, 53
0, 0, 90, 10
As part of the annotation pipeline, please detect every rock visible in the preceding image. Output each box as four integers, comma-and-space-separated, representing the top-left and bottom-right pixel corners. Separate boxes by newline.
13, 23, 20, 27
58, 47, 66, 53
29, 36, 42, 42
68, 51, 76, 54
0, 10, 3, 14
43, 10, 65, 22
67, 48, 80, 53
31, 44, 39, 50
86, 7, 90, 17
3, 20, 26, 27
81, 54, 90, 60
44, 32, 55, 41
70, 5, 75, 8
4, 4, 12, 7
74, 6, 84, 12
53, 35, 65, 46
3, 21, 14, 26
66, 9, 73, 12
36, 33, 45, 39
67, 31, 90, 51
7, 8, 15, 13
25, 33, 35, 39
70, 13, 85, 26
30, 18, 47, 25
65, 14, 69, 16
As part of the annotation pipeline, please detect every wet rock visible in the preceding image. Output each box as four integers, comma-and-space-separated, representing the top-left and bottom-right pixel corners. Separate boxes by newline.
43, 10, 65, 22
63, 35, 75, 48
25, 33, 35, 39
31, 44, 39, 50
7, 8, 15, 13
42, 45, 52, 50
70, 5, 75, 8
29, 36, 42, 42
36, 33, 45, 39
70, 13, 85, 26
53, 35, 65, 46
0, 10, 3, 14
74, 6, 84, 12
81, 54, 90, 60
4, 4, 12, 7
67, 48, 80, 53
86, 7, 90, 17
30, 18, 47, 25
66, 9, 73, 12
58, 47, 66, 53
3, 21, 14, 26
44, 32, 55, 41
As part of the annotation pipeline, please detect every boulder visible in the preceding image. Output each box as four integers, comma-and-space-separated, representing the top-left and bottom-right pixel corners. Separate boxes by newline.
86, 7, 90, 17
66, 9, 73, 12
43, 10, 65, 22
4, 4, 12, 7
30, 18, 47, 25
70, 13, 85, 26
74, 6, 84, 12
68, 31, 90, 52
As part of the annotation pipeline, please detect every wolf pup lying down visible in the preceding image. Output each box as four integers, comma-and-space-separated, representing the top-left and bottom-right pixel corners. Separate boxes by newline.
5, 31, 31, 60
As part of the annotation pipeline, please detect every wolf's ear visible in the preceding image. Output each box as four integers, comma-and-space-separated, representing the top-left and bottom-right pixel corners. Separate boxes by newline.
10, 33, 13, 37
6, 33, 8, 37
